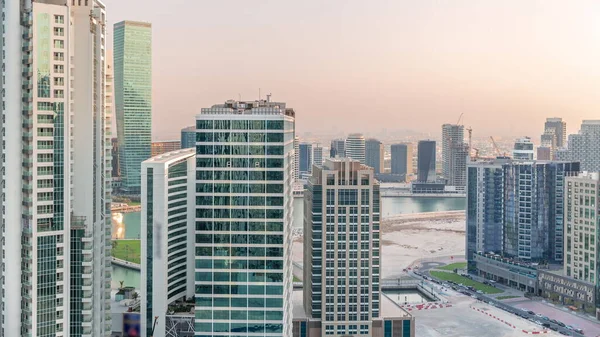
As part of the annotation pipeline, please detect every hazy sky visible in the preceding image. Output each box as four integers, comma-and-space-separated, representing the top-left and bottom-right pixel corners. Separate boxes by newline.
103, 0, 600, 140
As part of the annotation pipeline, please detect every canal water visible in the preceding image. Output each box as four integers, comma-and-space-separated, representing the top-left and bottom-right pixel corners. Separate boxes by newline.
112, 196, 465, 289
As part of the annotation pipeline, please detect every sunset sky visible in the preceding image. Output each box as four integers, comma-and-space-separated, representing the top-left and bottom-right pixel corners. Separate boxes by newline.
103, 0, 600, 140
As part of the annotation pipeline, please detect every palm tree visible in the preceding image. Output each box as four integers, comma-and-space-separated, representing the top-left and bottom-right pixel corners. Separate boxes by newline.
119, 280, 124, 289
131, 292, 139, 300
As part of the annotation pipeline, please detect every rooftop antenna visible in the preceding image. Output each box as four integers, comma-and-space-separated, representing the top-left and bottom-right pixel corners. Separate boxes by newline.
266, 93, 272, 102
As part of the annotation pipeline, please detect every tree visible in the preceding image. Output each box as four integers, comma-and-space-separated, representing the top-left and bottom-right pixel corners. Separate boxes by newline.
112, 240, 118, 250
132, 292, 139, 300
119, 280, 124, 289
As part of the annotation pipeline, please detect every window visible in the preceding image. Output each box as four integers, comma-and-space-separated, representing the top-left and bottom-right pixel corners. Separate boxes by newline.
54, 15, 64, 24
53, 27, 64, 36
54, 52, 64, 61
53, 77, 64, 86
54, 89, 64, 98
54, 40, 64, 49
53, 65, 64, 74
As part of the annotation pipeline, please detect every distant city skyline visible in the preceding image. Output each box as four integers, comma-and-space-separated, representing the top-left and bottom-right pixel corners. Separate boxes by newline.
103, 0, 600, 140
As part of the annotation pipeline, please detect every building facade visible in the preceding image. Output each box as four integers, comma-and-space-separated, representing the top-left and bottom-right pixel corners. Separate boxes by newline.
151, 140, 182, 157
417, 140, 436, 183
346, 133, 366, 164
544, 118, 567, 149
512, 137, 534, 160
390, 143, 412, 177
313, 144, 324, 169
114, 20, 152, 193
141, 149, 196, 337
330, 139, 346, 159
1, 1, 112, 335
181, 125, 196, 149
561, 120, 600, 172
564, 172, 599, 286
299, 143, 313, 176
467, 159, 580, 266
194, 99, 295, 337
466, 160, 506, 264
302, 159, 414, 337
442, 124, 466, 186
365, 139, 384, 173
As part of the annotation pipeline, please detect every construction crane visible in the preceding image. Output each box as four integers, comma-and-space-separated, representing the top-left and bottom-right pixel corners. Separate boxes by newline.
489, 136, 507, 157
466, 126, 473, 160
456, 113, 464, 126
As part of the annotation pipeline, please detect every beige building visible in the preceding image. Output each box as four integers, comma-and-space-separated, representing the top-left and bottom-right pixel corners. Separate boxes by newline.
151, 140, 181, 157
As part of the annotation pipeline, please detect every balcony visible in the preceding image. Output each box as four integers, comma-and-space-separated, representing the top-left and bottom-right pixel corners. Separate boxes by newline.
71, 215, 87, 229
22, 41, 32, 52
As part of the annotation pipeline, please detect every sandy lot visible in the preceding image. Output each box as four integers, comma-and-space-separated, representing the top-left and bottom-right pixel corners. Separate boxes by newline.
292, 210, 466, 279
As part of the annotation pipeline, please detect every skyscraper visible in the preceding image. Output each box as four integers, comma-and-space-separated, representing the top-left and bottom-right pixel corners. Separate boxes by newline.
181, 125, 196, 149
302, 159, 414, 337
313, 143, 324, 168
512, 137, 534, 160
540, 128, 557, 160
114, 20, 152, 193
330, 138, 346, 159
544, 118, 567, 148
1, 1, 111, 335
466, 159, 580, 264
141, 149, 196, 337
365, 138, 384, 173
294, 136, 300, 181
391, 143, 413, 177
346, 133, 366, 164
442, 124, 467, 186
417, 140, 436, 183
195, 99, 295, 337
561, 120, 600, 172
299, 142, 313, 176
564, 172, 600, 284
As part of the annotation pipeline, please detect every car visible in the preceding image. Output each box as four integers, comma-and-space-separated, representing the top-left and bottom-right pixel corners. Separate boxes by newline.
535, 313, 544, 318
566, 325, 574, 331
573, 328, 583, 334
559, 331, 571, 336
549, 326, 558, 331
541, 316, 549, 321
556, 322, 566, 328
527, 311, 535, 315
549, 319, 559, 324
476, 290, 484, 294
519, 307, 528, 312
542, 323, 551, 328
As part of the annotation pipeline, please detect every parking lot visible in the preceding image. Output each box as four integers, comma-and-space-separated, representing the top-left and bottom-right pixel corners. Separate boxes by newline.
412, 297, 562, 337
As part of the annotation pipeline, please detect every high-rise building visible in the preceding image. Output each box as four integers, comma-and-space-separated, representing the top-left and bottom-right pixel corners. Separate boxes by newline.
466, 159, 580, 265
294, 136, 300, 181
300, 158, 414, 337
561, 120, 600, 172
544, 118, 567, 148
330, 138, 346, 159
346, 133, 366, 164
299, 142, 313, 176
417, 140, 436, 183
512, 137, 534, 160
313, 143, 324, 168
365, 138, 384, 173
151, 140, 181, 157
536, 146, 552, 161
1, 1, 112, 335
564, 172, 599, 284
181, 125, 196, 149
442, 124, 467, 186
112, 137, 121, 178
114, 20, 152, 193
195, 99, 295, 337
540, 128, 557, 159
391, 143, 413, 177
141, 149, 196, 337
465, 160, 506, 264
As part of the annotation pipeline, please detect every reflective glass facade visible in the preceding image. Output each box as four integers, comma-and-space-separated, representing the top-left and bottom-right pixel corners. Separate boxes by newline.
114, 21, 152, 192
194, 101, 295, 337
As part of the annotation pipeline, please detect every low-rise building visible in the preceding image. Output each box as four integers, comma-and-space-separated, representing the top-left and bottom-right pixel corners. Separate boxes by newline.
473, 252, 538, 294
538, 270, 596, 314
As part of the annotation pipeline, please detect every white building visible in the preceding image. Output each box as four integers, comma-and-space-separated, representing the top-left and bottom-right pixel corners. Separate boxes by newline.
141, 149, 196, 337
564, 172, 600, 285
513, 137, 535, 160
1, 1, 111, 335
442, 124, 465, 186
564, 120, 600, 172
294, 136, 300, 181
346, 133, 366, 164
195, 99, 295, 337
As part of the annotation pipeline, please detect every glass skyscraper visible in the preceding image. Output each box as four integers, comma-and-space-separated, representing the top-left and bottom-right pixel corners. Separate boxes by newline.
114, 20, 152, 193
1, 1, 111, 335
194, 99, 295, 336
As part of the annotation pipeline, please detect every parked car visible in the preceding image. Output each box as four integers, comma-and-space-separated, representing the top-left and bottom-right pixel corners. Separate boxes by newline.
559, 331, 571, 336
527, 310, 535, 315
556, 321, 566, 328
